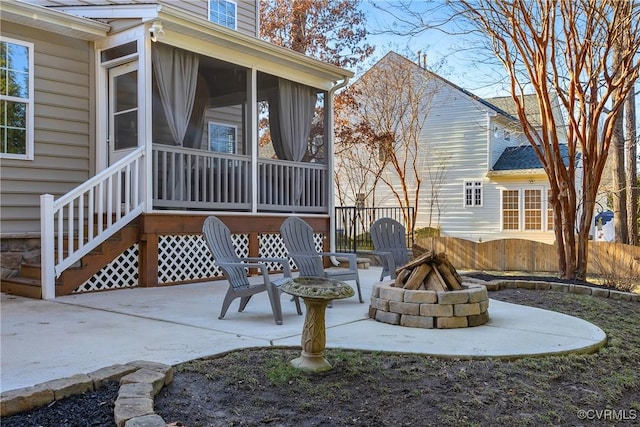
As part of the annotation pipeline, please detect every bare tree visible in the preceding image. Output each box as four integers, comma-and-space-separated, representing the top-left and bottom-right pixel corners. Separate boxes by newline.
453, 0, 640, 280
611, 43, 628, 243
335, 53, 444, 229
424, 149, 451, 230
625, 88, 639, 245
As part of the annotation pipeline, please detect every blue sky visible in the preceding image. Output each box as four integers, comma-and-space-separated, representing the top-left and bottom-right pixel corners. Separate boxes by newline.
359, 1, 520, 99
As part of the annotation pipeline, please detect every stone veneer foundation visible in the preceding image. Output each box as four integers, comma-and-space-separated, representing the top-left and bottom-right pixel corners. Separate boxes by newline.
369, 281, 490, 329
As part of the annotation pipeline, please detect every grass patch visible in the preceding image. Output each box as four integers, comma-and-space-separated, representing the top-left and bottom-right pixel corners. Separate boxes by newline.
154, 289, 639, 426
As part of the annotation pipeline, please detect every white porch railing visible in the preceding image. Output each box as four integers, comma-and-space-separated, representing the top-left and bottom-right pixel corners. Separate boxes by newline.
40, 147, 145, 299
152, 144, 328, 213
257, 158, 327, 212
152, 144, 251, 210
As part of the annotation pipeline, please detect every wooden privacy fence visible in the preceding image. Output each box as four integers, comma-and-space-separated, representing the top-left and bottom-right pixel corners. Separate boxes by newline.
416, 237, 640, 279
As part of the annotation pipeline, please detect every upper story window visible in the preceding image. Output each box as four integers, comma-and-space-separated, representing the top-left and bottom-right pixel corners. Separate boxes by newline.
464, 181, 483, 207
209, 0, 237, 30
1, 37, 34, 160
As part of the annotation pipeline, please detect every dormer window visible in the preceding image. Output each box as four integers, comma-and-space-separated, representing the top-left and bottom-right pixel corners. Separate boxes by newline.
209, 0, 237, 30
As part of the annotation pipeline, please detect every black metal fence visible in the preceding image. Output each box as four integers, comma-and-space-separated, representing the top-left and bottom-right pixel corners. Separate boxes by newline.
334, 206, 414, 253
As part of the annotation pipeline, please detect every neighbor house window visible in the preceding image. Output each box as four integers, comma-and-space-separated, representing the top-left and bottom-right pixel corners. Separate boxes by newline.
502, 190, 519, 230
502, 188, 549, 231
547, 189, 554, 230
503, 130, 511, 141
524, 189, 542, 230
1, 37, 33, 160
464, 181, 482, 207
208, 122, 236, 153
209, 0, 237, 29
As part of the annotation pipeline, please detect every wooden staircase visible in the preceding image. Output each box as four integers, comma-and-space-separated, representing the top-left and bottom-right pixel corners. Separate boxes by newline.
1, 221, 141, 299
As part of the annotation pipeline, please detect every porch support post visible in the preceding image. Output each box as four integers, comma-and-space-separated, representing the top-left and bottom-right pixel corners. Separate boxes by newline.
139, 231, 159, 287
248, 232, 259, 276
249, 68, 258, 213
40, 194, 56, 300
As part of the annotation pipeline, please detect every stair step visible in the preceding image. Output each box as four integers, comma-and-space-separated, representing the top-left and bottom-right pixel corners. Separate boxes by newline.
19, 263, 41, 280
2, 216, 141, 300
1, 276, 42, 299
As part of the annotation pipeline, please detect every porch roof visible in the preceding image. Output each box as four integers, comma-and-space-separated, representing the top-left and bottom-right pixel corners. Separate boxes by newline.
155, 4, 354, 85
0, 1, 111, 41
35, 2, 354, 88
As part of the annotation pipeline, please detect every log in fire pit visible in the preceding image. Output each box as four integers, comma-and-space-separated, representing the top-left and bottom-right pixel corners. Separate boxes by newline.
369, 251, 489, 329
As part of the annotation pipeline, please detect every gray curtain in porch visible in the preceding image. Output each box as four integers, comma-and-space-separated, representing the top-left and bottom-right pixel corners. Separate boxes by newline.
268, 79, 317, 205
152, 43, 200, 147
269, 79, 317, 162
152, 44, 210, 201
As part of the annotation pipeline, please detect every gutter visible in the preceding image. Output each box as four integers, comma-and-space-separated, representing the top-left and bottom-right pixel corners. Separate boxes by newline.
327, 77, 351, 264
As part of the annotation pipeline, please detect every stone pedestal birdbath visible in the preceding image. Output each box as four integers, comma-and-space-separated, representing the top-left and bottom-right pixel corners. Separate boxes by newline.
280, 277, 354, 372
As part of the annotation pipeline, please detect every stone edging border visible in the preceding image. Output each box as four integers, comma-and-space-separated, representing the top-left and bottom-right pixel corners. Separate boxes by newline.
464, 277, 640, 302
0, 360, 174, 427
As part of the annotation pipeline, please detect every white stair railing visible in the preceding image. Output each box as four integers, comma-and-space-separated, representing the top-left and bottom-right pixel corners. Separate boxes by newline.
40, 147, 145, 299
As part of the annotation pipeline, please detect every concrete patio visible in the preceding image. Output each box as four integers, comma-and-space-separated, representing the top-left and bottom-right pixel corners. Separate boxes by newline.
1, 266, 607, 393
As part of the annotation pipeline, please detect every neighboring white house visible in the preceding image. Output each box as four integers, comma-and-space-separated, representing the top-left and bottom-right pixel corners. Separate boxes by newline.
337, 52, 575, 244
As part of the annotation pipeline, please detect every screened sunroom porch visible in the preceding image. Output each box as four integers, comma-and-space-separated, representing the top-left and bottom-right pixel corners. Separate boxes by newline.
148, 43, 330, 214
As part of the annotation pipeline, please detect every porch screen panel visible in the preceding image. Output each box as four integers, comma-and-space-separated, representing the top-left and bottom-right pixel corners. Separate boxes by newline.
152, 44, 199, 146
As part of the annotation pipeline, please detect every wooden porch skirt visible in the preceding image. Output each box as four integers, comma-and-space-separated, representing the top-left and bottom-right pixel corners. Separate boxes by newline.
138, 213, 331, 287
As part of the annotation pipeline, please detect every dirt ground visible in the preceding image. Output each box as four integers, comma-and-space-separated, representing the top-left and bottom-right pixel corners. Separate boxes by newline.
3, 283, 639, 427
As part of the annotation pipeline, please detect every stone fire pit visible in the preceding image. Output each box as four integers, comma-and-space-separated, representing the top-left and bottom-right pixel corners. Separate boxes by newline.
369, 282, 489, 329
369, 251, 489, 329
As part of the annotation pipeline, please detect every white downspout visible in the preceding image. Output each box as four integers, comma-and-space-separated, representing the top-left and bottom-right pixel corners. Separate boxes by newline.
327, 77, 350, 263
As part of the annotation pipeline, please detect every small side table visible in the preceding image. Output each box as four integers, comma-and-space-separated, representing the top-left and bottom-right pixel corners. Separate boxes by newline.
280, 277, 354, 372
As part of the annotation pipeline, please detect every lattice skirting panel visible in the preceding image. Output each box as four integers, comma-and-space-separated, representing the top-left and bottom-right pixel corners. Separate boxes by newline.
158, 234, 230, 284
75, 232, 327, 291
74, 244, 139, 293
260, 232, 324, 271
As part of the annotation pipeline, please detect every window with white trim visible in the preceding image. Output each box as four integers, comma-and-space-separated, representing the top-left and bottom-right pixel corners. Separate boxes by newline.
464, 181, 483, 207
209, 0, 237, 29
524, 189, 542, 230
502, 190, 519, 230
547, 189, 554, 230
208, 122, 236, 153
502, 187, 552, 231
1, 37, 33, 160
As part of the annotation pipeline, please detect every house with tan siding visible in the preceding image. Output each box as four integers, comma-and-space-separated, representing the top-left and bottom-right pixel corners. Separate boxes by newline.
0, 0, 353, 299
